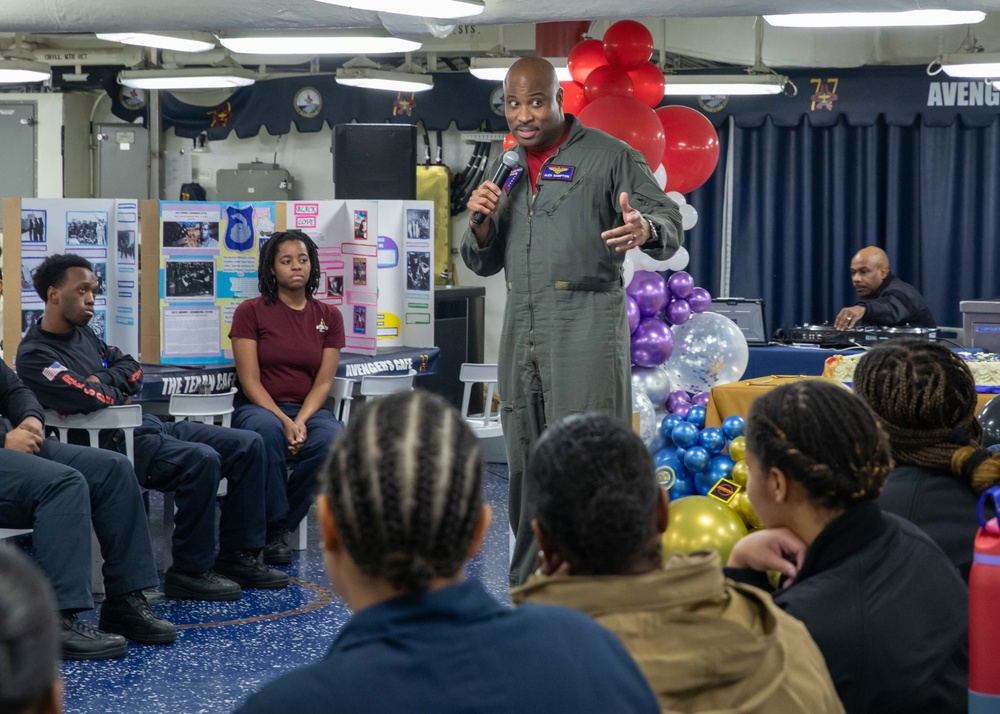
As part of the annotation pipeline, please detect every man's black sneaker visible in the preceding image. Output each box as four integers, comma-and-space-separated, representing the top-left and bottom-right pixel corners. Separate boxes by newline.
214, 550, 289, 589
99, 591, 177, 645
61, 613, 128, 660
263, 528, 292, 566
164, 567, 242, 601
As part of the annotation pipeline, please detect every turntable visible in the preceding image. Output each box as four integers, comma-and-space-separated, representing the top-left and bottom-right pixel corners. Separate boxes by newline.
787, 324, 938, 348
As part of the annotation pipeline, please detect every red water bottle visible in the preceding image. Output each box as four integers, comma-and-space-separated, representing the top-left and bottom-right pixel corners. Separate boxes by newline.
970, 486, 1000, 712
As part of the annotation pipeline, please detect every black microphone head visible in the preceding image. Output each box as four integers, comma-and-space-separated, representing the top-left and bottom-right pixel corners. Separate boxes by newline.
501, 150, 520, 168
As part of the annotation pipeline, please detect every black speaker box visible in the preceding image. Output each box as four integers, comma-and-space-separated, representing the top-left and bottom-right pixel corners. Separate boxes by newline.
332, 124, 417, 199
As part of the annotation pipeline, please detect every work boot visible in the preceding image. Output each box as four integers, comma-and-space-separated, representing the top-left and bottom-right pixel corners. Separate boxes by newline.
214, 550, 289, 589
99, 591, 177, 645
164, 567, 242, 601
60, 613, 128, 660
263, 527, 292, 566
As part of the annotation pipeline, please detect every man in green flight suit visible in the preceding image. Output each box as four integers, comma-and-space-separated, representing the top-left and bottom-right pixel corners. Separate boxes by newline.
462, 57, 684, 586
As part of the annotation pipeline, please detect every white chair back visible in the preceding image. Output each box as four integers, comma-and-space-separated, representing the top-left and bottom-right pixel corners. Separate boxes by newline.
359, 372, 416, 397
168, 387, 237, 427
44, 404, 143, 465
329, 377, 355, 425
459, 363, 502, 438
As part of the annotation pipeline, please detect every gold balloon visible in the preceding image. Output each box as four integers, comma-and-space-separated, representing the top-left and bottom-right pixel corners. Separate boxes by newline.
730, 460, 749, 487
730, 491, 763, 530
728, 436, 746, 463
662, 495, 749, 565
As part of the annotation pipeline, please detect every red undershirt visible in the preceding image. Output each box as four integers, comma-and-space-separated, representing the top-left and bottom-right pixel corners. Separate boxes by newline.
525, 125, 571, 194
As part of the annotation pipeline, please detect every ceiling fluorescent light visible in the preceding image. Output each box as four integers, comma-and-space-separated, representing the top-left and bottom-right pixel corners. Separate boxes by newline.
764, 10, 985, 28
941, 53, 1000, 78
219, 33, 420, 55
312, 0, 483, 20
469, 57, 571, 82
118, 67, 258, 90
336, 66, 433, 91
0, 57, 51, 83
662, 74, 787, 96
97, 32, 216, 53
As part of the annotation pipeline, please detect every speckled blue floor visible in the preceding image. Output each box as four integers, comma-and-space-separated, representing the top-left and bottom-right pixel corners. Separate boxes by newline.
59, 464, 510, 714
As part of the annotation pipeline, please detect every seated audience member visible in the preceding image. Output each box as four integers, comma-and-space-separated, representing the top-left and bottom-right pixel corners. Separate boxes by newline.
726, 380, 967, 714
236, 391, 660, 714
17, 254, 288, 602
0, 548, 61, 713
513, 412, 844, 714
229, 231, 345, 563
854, 338, 999, 579
0, 359, 173, 659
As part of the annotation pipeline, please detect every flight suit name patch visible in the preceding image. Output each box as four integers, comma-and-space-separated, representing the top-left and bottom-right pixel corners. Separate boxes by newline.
541, 165, 575, 181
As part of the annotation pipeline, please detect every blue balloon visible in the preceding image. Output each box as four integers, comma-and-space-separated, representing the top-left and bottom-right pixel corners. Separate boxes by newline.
693, 468, 719, 496
682, 445, 711, 473
669, 473, 696, 500
721, 415, 746, 439
660, 413, 684, 441
708, 454, 736, 480
655, 456, 688, 492
647, 434, 667, 454
686, 404, 707, 429
671, 422, 700, 449
698, 427, 726, 454
653, 447, 681, 468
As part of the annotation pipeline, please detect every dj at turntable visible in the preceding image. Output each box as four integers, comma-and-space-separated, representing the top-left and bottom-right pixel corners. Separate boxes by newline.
833, 246, 936, 331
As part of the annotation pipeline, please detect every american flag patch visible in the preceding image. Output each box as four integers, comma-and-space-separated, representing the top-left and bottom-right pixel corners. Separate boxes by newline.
42, 361, 67, 381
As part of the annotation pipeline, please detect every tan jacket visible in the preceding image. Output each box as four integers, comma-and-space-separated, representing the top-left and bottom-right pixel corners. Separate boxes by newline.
512, 551, 844, 714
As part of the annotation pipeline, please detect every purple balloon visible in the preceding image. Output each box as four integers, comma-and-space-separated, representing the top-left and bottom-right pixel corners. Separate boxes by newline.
673, 403, 692, 418
626, 270, 669, 318
692, 391, 711, 406
688, 286, 712, 313
667, 271, 694, 299
630, 318, 675, 368
665, 297, 691, 326
666, 389, 691, 411
627, 296, 640, 334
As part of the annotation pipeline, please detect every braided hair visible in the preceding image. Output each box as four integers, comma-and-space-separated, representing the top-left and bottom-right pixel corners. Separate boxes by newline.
854, 337, 1000, 493
528, 412, 660, 575
746, 380, 891, 510
319, 390, 484, 594
257, 230, 321, 304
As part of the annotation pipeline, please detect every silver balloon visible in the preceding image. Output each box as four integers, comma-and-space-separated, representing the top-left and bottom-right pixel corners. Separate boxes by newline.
661, 312, 749, 394
632, 387, 657, 446
631, 366, 674, 409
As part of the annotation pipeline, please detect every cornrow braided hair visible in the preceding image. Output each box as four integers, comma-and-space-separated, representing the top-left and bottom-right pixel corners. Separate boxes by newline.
854, 337, 1000, 493
319, 390, 484, 594
746, 380, 891, 510
528, 412, 661, 576
257, 230, 321, 304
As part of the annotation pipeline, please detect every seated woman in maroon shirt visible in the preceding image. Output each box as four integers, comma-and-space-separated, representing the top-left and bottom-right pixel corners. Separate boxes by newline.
229, 231, 345, 564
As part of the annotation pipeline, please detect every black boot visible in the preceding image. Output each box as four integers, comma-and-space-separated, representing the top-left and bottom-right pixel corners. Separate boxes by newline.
99, 591, 177, 645
215, 550, 289, 589
264, 526, 292, 566
60, 613, 128, 660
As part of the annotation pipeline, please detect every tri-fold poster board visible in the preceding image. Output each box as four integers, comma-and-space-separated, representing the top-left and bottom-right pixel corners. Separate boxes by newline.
1, 198, 434, 367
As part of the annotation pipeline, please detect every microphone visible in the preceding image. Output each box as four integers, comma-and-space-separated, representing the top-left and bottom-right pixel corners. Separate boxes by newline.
471, 150, 520, 225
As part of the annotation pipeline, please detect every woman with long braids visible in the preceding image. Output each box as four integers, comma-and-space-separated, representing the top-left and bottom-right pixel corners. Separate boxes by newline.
235, 391, 660, 714
230, 231, 345, 565
726, 380, 968, 714
854, 337, 999, 580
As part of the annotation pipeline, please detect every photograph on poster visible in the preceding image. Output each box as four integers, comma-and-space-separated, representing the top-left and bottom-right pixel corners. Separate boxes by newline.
406, 251, 431, 292
21, 258, 44, 293
21, 210, 46, 243
353, 210, 368, 240
166, 260, 215, 298
88, 310, 106, 340
66, 211, 108, 246
163, 221, 221, 249
327, 275, 344, 297
90, 262, 107, 296
406, 209, 431, 241
117, 230, 136, 261
21, 309, 43, 336
353, 305, 366, 334
353, 258, 367, 286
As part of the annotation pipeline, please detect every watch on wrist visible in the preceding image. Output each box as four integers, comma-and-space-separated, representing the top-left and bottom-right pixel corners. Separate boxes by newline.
645, 216, 661, 247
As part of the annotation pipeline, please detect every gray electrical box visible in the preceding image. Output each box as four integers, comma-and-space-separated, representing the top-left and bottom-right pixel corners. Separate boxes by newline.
217, 163, 292, 201
94, 123, 150, 199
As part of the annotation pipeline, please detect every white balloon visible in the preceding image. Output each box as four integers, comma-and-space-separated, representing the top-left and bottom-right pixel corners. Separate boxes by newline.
679, 204, 699, 231
623, 250, 636, 288
666, 191, 687, 206
631, 386, 657, 446
661, 312, 749, 394
652, 164, 668, 191
660, 246, 690, 272
632, 250, 660, 272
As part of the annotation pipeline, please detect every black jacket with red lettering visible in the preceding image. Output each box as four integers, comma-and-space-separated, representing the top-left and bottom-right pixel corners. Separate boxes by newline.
16, 324, 142, 414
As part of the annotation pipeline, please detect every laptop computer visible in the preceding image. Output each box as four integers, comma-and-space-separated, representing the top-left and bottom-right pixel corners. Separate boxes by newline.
707, 298, 768, 346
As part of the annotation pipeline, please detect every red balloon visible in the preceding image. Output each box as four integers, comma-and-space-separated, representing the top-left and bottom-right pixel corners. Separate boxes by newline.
655, 105, 720, 194
583, 65, 634, 103
603, 20, 654, 70
568, 39, 608, 85
578, 96, 666, 167
503, 133, 517, 151
560, 80, 588, 115
627, 62, 666, 108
